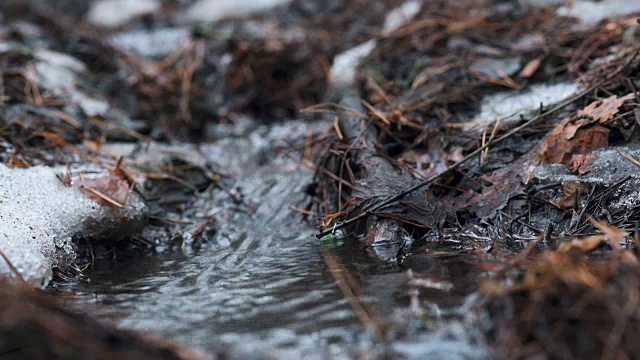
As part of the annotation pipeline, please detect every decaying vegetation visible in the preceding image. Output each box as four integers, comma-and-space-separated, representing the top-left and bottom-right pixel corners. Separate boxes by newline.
306, 0, 640, 358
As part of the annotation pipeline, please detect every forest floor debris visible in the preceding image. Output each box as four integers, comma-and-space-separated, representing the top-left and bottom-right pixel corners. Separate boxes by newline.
308, 0, 640, 358
1, 0, 640, 358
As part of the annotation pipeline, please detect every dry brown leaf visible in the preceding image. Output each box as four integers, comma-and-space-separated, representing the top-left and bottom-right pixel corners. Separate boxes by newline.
563, 93, 634, 140
76, 173, 130, 208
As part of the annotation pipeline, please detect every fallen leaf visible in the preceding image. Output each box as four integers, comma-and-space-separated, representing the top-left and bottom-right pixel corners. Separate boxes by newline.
540, 124, 609, 164
563, 93, 634, 140
570, 154, 598, 175
519, 57, 542, 78
555, 181, 590, 209
76, 173, 130, 207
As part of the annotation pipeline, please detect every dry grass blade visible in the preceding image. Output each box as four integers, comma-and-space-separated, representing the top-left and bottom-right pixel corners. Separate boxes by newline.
366, 74, 391, 104
333, 116, 344, 140
361, 99, 391, 125
616, 149, 640, 167
320, 211, 346, 229
300, 102, 367, 118
82, 185, 125, 208
481, 118, 501, 166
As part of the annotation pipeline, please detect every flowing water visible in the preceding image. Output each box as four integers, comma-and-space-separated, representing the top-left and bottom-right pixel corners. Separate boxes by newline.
65, 122, 491, 359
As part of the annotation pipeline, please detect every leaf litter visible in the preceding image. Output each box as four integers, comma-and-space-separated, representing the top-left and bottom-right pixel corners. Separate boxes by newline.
307, 0, 640, 357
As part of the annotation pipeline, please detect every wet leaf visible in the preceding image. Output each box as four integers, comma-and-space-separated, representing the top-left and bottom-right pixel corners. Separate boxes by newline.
76, 173, 130, 208
465, 164, 526, 219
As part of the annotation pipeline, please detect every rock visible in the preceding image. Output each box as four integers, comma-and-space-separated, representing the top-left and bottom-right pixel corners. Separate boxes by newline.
87, 0, 160, 28
0, 165, 147, 287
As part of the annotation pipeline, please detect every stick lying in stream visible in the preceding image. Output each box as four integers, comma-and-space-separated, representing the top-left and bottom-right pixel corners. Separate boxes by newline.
316, 47, 640, 239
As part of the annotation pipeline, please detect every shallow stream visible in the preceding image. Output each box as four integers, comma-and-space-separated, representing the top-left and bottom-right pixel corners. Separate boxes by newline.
66, 122, 490, 359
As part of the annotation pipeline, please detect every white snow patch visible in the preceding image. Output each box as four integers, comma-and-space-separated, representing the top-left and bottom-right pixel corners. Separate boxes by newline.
330, 40, 376, 89
472, 82, 580, 125
87, 0, 160, 28
382, 1, 422, 35
183, 0, 291, 23
557, 0, 640, 27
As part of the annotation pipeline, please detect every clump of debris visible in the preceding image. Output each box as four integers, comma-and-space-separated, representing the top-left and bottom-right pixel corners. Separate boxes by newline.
314, 0, 640, 242
480, 218, 640, 359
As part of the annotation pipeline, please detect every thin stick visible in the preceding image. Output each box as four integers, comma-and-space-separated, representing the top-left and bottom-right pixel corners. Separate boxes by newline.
617, 149, 640, 167
316, 47, 639, 239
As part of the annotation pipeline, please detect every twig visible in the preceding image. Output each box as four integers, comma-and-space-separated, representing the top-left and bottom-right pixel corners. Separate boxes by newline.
316, 47, 640, 239
617, 149, 640, 167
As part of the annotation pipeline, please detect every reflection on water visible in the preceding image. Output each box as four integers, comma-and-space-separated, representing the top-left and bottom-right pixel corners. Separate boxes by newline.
69, 235, 489, 358
73, 233, 361, 357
